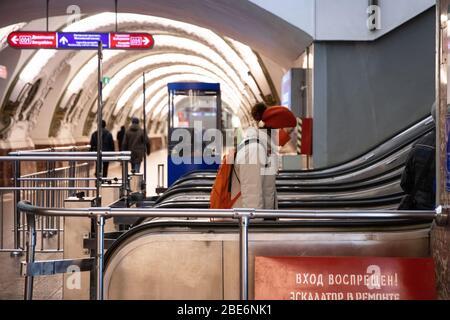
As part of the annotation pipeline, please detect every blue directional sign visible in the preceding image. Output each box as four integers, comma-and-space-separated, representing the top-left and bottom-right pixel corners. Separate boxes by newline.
57, 32, 109, 49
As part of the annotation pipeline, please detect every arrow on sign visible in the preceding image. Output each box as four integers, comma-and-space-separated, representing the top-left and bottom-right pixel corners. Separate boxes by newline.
59, 36, 69, 45
11, 36, 18, 45
143, 37, 150, 46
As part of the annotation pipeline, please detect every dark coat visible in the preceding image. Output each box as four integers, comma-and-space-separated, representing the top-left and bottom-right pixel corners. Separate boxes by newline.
90, 129, 115, 153
117, 127, 125, 151
122, 124, 151, 163
400, 130, 436, 210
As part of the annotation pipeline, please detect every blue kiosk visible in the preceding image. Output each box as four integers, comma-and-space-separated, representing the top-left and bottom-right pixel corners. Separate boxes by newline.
167, 82, 222, 187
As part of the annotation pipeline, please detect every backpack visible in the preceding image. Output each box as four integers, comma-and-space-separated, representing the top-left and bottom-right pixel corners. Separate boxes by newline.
209, 148, 241, 209
209, 139, 261, 209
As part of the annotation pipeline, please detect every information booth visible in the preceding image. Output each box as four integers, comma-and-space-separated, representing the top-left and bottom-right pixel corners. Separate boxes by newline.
167, 82, 222, 186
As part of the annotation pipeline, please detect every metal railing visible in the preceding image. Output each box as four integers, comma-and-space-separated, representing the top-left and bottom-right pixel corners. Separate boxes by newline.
156, 164, 167, 194
0, 190, 12, 251
18, 162, 91, 253
0, 145, 90, 253
16, 201, 442, 301
0, 149, 131, 254
25, 145, 91, 153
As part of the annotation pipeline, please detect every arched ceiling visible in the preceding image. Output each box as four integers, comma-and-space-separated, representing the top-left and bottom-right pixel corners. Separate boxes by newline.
0, 1, 313, 148
0, 0, 312, 67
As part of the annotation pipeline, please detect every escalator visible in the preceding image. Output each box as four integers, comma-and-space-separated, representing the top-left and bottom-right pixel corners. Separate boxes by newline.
152, 116, 433, 210
102, 117, 436, 300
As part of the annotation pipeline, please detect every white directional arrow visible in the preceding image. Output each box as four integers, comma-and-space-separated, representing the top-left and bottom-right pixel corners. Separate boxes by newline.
11, 35, 18, 45
59, 36, 68, 45
143, 37, 150, 46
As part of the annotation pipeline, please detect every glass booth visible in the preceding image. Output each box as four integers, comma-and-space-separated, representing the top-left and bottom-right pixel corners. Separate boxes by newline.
167, 82, 222, 186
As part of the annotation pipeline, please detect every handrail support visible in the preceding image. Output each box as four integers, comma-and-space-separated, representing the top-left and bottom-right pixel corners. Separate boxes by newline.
435, 206, 449, 226
233, 209, 254, 301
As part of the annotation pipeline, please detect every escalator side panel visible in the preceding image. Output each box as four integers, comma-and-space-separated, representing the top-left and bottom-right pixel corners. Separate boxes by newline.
104, 224, 431, 300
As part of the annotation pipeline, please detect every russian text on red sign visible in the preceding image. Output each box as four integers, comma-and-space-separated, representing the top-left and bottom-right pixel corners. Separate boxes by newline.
110, 33, 154, 49
7, 32, 57, 49
254, 256, 436, 300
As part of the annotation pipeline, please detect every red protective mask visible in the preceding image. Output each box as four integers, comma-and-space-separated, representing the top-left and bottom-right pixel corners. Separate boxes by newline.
278, 129, 291, 147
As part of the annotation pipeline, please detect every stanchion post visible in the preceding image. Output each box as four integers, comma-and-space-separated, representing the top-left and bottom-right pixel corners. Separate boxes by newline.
121, 160, 129, 205
96, 40, 103, 207
12, 159, 22, 256
89, 40, 104, 300
142, 73, 148, 196
96, 214, 105, 300
239, 214, 249, 300
24, 212, 36, 300
68, 159, 76, 196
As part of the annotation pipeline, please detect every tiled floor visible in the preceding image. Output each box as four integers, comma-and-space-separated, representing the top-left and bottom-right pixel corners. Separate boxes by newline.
1, 192, 63, 299
0, 252, 63, 300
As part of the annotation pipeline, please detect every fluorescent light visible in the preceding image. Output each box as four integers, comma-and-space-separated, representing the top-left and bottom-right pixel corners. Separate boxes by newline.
15, 11, 267, 129
141, 73, 232, 114
130, 65, 241, 111
112, 53, 244, 104
68, 50, 123, 93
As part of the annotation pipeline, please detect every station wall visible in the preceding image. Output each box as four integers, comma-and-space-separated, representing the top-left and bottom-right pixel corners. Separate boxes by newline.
312, 8, 435, 168
249, 0, 435, 41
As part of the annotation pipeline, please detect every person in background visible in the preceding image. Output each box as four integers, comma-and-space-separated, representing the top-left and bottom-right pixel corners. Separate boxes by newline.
399, 103, 436, 210
230, 103, 297, 209
122, 117, 151, 173
90, 120, 115, 177
117, 125, 126, 152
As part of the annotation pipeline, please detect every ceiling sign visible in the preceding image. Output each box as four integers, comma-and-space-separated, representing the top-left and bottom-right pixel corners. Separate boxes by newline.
57, 32, 109, 49
8, 31, 154, 50
7, 32, 57, 49
255, 256, 436, 300
110, 33, 154, 49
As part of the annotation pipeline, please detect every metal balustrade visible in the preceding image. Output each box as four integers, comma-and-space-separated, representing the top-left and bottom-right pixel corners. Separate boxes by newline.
0, 147, 131, 254
16, 201, 442, 301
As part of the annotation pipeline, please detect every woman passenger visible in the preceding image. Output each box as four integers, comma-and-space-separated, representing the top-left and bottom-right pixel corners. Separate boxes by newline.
230, 103, 297, 209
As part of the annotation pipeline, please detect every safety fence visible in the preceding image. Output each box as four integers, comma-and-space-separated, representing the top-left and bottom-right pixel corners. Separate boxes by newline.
16, 201, 443, 300
15, 162, 91, 253
0, 189, 12, 251
0, 147, 131, 254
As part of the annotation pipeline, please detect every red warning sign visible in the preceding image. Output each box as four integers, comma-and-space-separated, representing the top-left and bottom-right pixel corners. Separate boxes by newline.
255, 256, 436, 300
7, 32, 57, 49
110, 33, 154, 49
